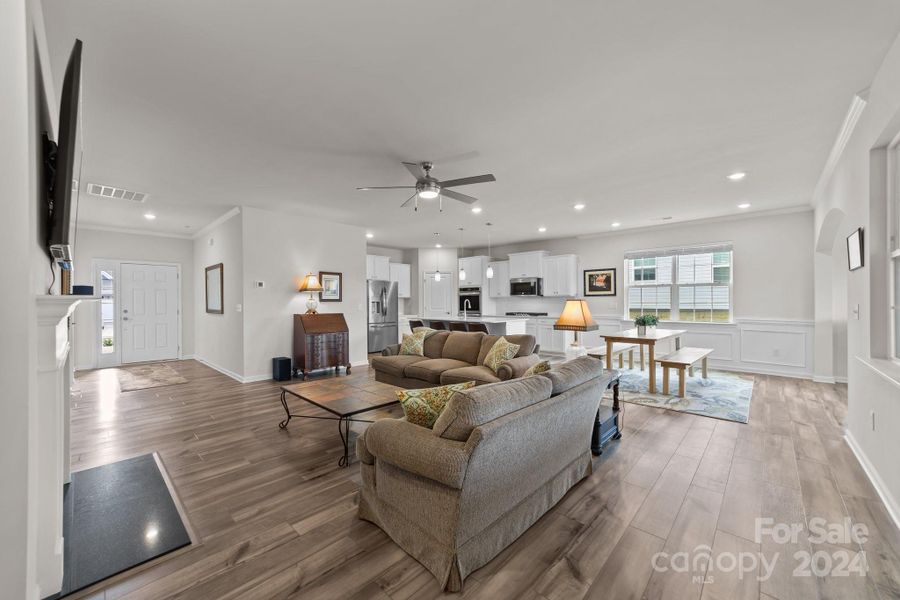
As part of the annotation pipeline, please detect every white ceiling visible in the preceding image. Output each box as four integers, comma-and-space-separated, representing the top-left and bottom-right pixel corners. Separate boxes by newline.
43, 0, 900, 247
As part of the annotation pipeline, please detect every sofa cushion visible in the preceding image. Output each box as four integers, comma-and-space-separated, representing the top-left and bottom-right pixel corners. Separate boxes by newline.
440, 365, 501, 386
476, 334, 536, 365
400, 330, 428, 356
441, 332, 485, 364
397, 381, 476, 428
540, 356, 605, 395
432, 375, 553, 441
371, 354, 428, 378
423, 331, 452, 359
482, 337, 521, 373
404, 358, 472, 384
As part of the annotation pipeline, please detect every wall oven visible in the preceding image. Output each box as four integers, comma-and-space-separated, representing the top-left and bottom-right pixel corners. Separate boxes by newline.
458, 286, 481, 316
509, 277, 542, 296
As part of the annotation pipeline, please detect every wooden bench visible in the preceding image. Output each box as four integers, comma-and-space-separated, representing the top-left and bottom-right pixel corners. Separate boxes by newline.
587, 343, 638, 369
658, 347, 713, 397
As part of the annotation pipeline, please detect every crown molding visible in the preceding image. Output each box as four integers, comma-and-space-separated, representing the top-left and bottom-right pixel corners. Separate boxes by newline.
192, 207, 241, 239
812, 90, 869, 205
78, 223, 193, 240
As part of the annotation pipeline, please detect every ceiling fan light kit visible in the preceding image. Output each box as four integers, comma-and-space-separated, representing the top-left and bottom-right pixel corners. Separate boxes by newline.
358, 160, 496, 213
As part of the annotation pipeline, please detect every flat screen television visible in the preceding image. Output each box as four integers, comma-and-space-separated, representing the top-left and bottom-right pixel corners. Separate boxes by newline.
46, 39, 83, 267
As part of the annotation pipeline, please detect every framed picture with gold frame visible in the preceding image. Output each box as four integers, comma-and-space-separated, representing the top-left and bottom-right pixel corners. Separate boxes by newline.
584, 268, 616, 296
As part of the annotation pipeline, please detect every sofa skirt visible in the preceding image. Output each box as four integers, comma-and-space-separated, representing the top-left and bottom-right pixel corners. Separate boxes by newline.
357, 451, 592, 592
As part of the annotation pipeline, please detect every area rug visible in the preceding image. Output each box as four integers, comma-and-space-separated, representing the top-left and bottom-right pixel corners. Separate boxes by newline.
60, 453, 192, 596
603, 367, 753, 423
117, 363, 188, 392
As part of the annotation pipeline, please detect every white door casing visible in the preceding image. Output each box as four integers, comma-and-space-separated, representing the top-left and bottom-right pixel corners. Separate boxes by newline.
121, 263, 179, 363
423, 273, 454, 318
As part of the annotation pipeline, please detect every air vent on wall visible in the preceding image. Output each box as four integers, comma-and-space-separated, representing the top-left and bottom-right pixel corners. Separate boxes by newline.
87, 182, 148, 203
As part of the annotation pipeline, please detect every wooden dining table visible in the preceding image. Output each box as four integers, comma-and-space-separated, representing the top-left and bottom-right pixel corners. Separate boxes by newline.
601, 328, 686, 394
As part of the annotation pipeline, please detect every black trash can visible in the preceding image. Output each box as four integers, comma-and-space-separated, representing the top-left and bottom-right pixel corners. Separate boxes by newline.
272, 357, 292, 381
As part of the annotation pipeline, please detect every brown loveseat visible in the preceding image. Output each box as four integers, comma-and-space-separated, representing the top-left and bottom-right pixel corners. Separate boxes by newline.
371, 331, 540, 387
357, 357, 617, 591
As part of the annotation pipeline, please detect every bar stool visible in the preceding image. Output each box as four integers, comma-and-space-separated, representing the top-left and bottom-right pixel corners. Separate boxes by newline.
409, 319, 424, 331
431, 321, 448, 330
449, 322, 469, 332
466, 322, 489, 333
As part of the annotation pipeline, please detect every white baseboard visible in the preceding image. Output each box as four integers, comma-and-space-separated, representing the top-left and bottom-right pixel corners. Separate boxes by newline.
845, 430, 900, 532
181, 354, 196, 360
352, 360, 371, 368
193, 356, 245, 383
835, 375, 848, 384
242, 373, 273, 383
707, 361, 814, 381
813, 375, 836, 384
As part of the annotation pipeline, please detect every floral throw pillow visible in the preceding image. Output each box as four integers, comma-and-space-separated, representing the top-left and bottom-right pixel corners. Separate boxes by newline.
399, 330, 427, 356
524, 360, 551, 377
482, 337, 521, 373
412, 326, 439, 339
398, 381, 476, 428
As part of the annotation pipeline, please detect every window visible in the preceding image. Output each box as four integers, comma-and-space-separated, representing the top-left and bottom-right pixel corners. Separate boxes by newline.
626, 245, 733, 322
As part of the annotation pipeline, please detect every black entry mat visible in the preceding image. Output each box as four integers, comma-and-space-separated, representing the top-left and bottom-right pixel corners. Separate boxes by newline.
59, 453, 191, 597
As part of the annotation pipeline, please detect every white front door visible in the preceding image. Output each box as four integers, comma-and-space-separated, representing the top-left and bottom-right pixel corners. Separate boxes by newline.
121, 263, 179, 363
423, 273, 454, 318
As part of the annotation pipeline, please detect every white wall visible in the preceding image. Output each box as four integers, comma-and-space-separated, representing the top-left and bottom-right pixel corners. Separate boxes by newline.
241, 206, 368, 379
472, 209, 815, 321
193, 210, 244, 378
814, 32, 900, 526
72, 228, 195, 368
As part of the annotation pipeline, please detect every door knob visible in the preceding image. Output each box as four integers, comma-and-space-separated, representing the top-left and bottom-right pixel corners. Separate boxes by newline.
123, 309, 129, 314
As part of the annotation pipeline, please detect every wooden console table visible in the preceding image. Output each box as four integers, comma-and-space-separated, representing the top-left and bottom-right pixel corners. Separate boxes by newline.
292, 313, 351, 379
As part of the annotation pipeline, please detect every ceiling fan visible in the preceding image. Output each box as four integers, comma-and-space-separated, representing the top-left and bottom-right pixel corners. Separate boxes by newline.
357, 161, 496, 211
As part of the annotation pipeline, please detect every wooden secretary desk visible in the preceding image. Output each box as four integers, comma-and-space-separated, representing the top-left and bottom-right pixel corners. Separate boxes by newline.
292, 313, 351, 379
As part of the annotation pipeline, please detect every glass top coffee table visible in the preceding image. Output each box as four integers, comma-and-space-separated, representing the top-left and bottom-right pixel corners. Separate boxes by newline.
279, 378, 400, 467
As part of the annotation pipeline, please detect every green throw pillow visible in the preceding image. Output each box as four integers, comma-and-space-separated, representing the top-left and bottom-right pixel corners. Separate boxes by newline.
482, 337, 521, 373
398, 381, 476, 428
524, 360, 551, 376
399, 330, 427, 356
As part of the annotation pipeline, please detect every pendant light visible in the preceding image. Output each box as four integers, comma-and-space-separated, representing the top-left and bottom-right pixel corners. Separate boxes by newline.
485, 222, 495, 279
433, 233, 442, 281
458, 228, 466, 281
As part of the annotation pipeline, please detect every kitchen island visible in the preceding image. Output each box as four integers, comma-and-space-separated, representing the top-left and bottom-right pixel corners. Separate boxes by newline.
416, 316, 528, 336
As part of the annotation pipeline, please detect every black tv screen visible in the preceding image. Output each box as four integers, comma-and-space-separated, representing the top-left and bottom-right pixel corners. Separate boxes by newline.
47, 39, 82, 264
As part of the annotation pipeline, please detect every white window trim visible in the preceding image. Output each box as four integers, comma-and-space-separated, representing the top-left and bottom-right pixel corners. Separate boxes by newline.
889, 134, 900, 364
624, 244, 735, 324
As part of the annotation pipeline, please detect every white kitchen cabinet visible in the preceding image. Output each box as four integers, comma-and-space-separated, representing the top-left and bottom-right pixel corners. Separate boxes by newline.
366, 254, 390, 281
533, 318, 572, 353
389, 262, 411, 298
542, 254, 578, 297
488, 261, 509, 298
457, 256, 486, 287
508, 251, 548, 279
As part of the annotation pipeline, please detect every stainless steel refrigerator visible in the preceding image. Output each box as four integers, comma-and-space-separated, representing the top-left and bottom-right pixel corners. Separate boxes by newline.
367, 279, 398, 353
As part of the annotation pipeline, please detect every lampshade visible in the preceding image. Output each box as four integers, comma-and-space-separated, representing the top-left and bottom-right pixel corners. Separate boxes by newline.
554, 299, 599, 331
298, 273, 323, 292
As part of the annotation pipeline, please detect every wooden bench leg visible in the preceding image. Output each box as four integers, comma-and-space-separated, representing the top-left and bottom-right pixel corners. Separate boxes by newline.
689, 365, 694, 377
628, 349, 634, 370
640, 345, 645, 371
702, 356, 708, 379
678, 366, 686, 397
662, 366, 670, 395
618, 352, 624, 369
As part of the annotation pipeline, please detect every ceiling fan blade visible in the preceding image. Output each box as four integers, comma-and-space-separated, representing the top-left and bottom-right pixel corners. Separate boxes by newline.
400, 193, 417, 208
402, 162, 426, 180
439, 174, 496, 188
441, 189, 478, 204
357, 186, 415, 191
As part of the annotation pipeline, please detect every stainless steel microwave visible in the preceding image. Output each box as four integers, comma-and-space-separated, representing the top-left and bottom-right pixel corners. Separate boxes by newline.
509, 277, 542, 296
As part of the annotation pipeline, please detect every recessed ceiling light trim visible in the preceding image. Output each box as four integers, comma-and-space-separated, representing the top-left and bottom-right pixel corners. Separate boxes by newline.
738, 203, 751, 209
143, 213, 156, 220
726, 172, 747, 181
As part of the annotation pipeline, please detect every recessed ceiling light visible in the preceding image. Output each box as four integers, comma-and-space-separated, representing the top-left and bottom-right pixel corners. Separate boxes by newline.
471, 207, 482, 214
435, 243, 442, 248
365, 232, 374, 239
738, 203, 751, 209
538, 226, 547, 233
573, 203, 586, 211
143, 213, 156, 220
727, 172, 747, 181
611, 222, 621, 227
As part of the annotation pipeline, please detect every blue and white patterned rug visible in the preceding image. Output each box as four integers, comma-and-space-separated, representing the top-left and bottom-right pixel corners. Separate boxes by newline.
603, 367, 754, 423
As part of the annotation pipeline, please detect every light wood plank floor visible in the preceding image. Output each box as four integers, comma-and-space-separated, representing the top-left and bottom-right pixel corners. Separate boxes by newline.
68, 360, 900, 600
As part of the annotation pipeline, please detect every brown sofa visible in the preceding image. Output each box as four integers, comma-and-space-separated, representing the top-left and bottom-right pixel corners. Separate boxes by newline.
371, 331, 541, 388
357, 357, 617, 591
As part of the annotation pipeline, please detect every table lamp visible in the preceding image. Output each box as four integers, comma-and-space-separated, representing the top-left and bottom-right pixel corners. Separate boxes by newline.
298, 273, 324, 314
554, 299, 598, 360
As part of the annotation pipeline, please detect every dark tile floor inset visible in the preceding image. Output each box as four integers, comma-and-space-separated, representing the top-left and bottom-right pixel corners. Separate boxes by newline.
59, 453, 191, 597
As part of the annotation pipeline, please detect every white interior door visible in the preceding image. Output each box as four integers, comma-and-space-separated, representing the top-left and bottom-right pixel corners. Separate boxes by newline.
423, 273, 454, 318
121, 263, 179, 363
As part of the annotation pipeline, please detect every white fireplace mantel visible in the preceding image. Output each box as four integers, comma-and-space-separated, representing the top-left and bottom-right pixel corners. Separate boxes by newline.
33, 294, 97, 598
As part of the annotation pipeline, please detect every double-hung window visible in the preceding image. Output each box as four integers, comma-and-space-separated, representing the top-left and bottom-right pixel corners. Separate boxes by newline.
626, 244, 733, 322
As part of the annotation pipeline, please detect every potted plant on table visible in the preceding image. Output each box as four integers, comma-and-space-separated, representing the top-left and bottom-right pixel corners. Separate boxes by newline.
634, 314, 659, 335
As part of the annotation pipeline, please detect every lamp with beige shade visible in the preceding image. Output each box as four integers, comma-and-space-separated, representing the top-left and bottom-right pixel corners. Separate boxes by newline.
554, 299, 599, 360
298, 273, 324, 314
